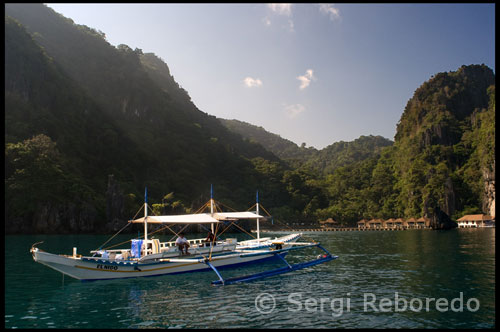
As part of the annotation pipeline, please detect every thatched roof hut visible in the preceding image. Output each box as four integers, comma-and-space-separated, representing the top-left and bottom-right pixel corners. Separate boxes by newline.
320, 218, 337, 227
357, 219, 367, 225
417, 217, 431, 227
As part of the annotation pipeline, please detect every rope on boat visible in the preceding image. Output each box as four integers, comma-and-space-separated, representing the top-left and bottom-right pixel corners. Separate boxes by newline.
252, 203, 318, 244
191, 245, 210, 261
216, 200, 239, 212
98, 203, 170, 251
95, 202, 151, 251
217, 220, 236, 237
193, 201, 210, 214
230, 221, 257, 239
98, 195, 313, 254
246, 203, 256, 211
166, 224, 189, 243
208, 222, 217, 260
94, 220, 132, 252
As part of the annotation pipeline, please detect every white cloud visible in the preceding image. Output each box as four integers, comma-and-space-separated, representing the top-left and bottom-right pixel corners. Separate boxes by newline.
264, 4, 339, 31
267, 3, 292, 16
319, 3, 341, 21
297, 69, 316, 90
284, 104, 306, 118
243, 77, 263, 88
265, 3, 294, 32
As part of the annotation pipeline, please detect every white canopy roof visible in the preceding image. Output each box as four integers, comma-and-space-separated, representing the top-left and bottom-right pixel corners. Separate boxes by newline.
129, 211, 263, 224
130, 213, 220, 224
213, 212, 264, 220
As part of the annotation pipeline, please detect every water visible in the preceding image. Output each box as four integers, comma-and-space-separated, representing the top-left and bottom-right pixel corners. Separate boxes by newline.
5, 229, 495, 328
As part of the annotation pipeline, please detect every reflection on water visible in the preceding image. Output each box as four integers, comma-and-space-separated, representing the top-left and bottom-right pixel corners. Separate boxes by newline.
5, 229, 495, 328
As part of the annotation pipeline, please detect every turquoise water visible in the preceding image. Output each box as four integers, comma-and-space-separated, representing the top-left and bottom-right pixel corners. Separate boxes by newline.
4, 229, 495, 328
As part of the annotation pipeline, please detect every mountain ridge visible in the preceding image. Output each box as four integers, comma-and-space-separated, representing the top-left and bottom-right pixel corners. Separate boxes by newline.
5, 4, 290, 233
219, 118, 393, 174
4, 4, 495, 233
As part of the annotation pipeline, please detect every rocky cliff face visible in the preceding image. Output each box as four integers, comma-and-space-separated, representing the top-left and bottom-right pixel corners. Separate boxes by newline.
428, 207, 458, 230
4, 175, 127, 234
105, 174, 126, 232
442, 177, 456, 217
34, 202, 98, 233
483, 164, 495, 216
5, 201, 98, 234
394, 65, 495, 224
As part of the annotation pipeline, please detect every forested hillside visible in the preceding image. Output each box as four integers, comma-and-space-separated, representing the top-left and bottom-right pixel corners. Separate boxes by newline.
219, 118, 393, 174
315, 65, 495, 224
4, 4, 495, 233
221, 65, 495, 225
218, 118, 318, 163
392, 65, 495, 219
4, 4, 293, 233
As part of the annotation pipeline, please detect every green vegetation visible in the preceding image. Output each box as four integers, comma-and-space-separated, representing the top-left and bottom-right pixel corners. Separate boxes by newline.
221, 65, 495, 224
4, 4, 495, 233
392, 65, 494, 220
219, 119, 392, 174
218, 118, 318, 164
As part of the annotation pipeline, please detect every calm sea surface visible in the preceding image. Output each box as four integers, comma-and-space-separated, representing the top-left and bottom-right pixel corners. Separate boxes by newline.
5, 229, 495, 328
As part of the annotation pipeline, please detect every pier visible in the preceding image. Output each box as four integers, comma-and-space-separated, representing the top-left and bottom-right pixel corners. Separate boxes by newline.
256, 226, 431, 233
255, 216, 437, 233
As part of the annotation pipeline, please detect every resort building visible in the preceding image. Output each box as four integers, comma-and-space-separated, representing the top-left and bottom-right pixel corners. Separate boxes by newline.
357, 219, 368, 229
320, 218, 337, 228
355, 217, 432, 230
385, 218, 395, 228
456, 214, 495, 228
394, 218, 405, 229
367, 219, 384, 229
406, 217, 417, 229
416, 217, 431, 228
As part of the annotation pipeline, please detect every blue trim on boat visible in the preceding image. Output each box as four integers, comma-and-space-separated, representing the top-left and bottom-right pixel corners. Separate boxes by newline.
80, 253, 288, 282
80, 250, 238, 267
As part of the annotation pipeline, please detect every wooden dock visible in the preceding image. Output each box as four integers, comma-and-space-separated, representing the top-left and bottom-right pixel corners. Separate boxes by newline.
256, 227, 431, 232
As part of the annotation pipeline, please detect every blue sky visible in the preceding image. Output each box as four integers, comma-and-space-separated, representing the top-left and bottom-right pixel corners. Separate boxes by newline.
46, 3, 495, 149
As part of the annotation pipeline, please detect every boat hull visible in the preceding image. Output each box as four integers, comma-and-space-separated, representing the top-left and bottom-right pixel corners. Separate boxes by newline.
31, 248, 285, 281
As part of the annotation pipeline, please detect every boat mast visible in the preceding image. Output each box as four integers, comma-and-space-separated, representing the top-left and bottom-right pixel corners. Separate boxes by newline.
144, 187, 148, 241
210, 184, 214, 233
256, 190, 260, 241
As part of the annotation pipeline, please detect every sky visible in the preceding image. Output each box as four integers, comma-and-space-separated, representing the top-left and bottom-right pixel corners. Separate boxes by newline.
46, 3, 495, 149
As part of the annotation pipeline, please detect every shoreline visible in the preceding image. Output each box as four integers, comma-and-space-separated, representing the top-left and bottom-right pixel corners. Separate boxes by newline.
254, 226, 494, 232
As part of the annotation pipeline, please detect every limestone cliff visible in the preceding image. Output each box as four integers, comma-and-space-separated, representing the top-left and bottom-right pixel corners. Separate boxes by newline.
105, 174, 126, 232
483, 165, 495, 216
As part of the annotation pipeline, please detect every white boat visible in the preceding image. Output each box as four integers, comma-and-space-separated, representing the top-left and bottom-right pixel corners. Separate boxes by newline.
237, 233, 302, 250
234, 191, 302, 251
30, 189, 336, 284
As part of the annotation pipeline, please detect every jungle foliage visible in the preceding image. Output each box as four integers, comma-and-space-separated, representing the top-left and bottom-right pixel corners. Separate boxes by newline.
5, 4, 495, 232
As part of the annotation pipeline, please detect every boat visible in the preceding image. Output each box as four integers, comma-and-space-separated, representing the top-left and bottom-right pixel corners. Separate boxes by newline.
235, 191, 302, 251
30, 188, 337, 284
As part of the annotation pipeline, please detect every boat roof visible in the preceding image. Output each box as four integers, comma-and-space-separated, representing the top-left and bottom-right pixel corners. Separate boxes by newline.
213, 211, 264, 220
129, 212, 263, 224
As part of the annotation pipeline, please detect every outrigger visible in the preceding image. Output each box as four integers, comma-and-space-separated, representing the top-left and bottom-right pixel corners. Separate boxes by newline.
30, 188, 337, 284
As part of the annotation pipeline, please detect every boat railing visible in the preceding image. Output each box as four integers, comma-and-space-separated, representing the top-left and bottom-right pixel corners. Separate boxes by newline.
238, 237, 271, 245
159, 237, 237, 250
88, 237, 235, 257
159, 238, 212, 249
90, 249, 127, 253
